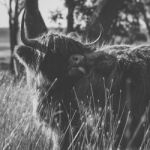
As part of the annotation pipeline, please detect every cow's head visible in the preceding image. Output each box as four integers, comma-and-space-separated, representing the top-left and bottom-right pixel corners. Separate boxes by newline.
15, 10, 101, 98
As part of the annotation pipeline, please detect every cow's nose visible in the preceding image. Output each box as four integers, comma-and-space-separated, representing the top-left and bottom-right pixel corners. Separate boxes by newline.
69, 54, 85, 65
72, 55, 80, 64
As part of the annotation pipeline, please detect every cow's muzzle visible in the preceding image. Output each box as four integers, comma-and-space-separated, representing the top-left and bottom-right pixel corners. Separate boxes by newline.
68, 54, 87, 76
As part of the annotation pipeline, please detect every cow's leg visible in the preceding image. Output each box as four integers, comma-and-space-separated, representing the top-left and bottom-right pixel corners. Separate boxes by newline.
39, 87, 81, 150
122, 75, 149, 149
129, 97, 149, 148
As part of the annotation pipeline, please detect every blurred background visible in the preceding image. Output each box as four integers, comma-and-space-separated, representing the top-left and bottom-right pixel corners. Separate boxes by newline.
0, 0, 150, 72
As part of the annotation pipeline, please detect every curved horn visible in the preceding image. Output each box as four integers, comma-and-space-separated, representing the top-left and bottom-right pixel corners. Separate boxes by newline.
21, 10, 44, 50
85, 25, 103, 46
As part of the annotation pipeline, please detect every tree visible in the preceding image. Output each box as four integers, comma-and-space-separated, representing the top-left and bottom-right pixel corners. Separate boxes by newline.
0, 0, 24, 72
49, 0, 150, 43
86, 0, 149, 43
49, 0, 96, 34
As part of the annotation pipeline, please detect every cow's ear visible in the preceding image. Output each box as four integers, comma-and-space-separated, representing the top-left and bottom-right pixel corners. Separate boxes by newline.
14, 45, 42, 70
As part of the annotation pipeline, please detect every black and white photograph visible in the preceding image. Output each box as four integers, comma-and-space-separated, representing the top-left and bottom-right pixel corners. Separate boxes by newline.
0, 0, 150, 149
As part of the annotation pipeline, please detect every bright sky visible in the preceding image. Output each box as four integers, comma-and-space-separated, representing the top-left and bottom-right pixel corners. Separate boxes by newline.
0, 0, 67, 27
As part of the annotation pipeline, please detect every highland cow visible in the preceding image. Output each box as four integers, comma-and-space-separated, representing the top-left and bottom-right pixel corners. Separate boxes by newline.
14, 0, 150, 149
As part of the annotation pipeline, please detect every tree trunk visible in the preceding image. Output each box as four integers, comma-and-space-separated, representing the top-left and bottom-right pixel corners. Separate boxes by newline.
9, 0, 19, 73
66, 0, 75, 33
67, 5, 75, 33
9, 17, 19, 73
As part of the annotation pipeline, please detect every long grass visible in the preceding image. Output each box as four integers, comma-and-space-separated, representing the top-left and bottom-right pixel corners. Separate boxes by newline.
0, 72, 56, 150
0, 72, 149, 150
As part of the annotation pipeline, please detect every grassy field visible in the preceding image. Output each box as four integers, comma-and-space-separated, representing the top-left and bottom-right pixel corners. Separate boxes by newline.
0, 73, 54, 150
0, 28, 10, 71
0, 73, 149, 150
